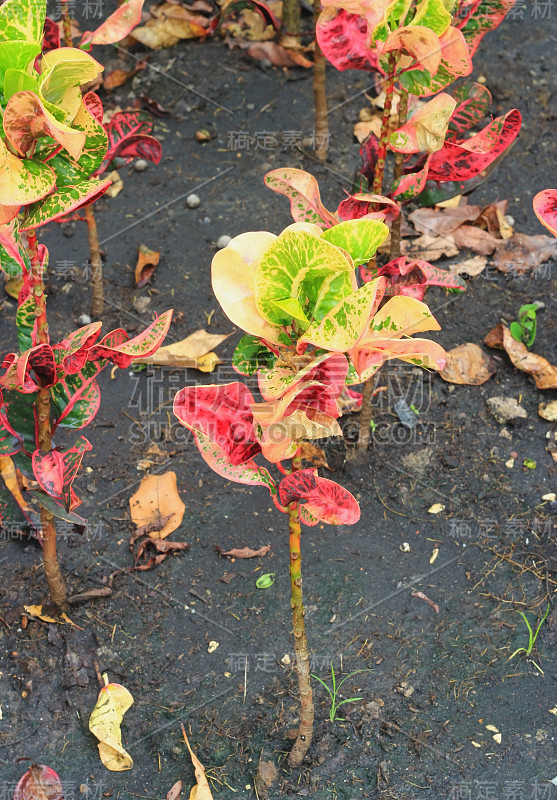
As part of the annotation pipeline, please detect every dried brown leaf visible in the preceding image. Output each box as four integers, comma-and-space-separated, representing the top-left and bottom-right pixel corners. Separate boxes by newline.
452, 224, 501, 255
484, 324, 557, 390
139, 329, 230, 370
448, 255, 487, 277
492, 233, 557, 274
135, 244, 160, 287
401, 234, 459, 261
409, 205, 481, 237
129, 472, 185, 540
218, 545, 271, 559
181, 724, 214, 799
246, 40, 312, 67
440, 343, 496, 386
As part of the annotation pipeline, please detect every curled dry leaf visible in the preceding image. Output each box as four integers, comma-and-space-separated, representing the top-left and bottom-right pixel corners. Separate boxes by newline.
135, 244, 161, 287
131, 1, 211, 48
300, 441, 329, 469
449, 255, 487, 277
167, 780, 183, 800
401, 234, 459, 261
13, 764, 64, 800
217, 545, 271, 558
23, 605, 80, 627
491, 233, 557, 274
104, 61, 146, 91
409, 205, 481, 236
452, 225, 501, 256
484, 324, 557, 390
129, 471, 186, 540
246, 41, 313, 68
440, 343, 497, 385
411, 591, 440, 614
539, 401, 557, 422
181, 723, 214, 799
89, 676, 134, 771
138, 329, 230, 371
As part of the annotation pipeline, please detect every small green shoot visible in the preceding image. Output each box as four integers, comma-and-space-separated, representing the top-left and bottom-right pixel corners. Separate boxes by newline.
311, 664, 371, 722
509, 302, 542, 347
508, 602, 550, 674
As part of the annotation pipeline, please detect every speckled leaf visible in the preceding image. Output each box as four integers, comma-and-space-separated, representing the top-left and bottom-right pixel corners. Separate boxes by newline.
363, 256, 465, 299
391, 155, 433, 202
337, 192, 400, 224
350, 336, 447, 380
377, 25, 442, 73
72, 97, 109, 176
279, 469, 360, 525
0, 343, 57, 393
0, 0, 46, 45
4, 90, 86, 161
454, 0, 516, 57
321, 218, 389, 265
96, 110, 161, 174
427, 108, 521, 181
316, 8, 379, 72
3, 389, 39, 458
258, 352, 349, 402
16, 292, 37, 352
80, 0, 145, 47
0, 392, 23, 456
85, 310, 172, 367
51, 375, 101, 430
173, 382, 261, 466
390, 93, 456, 154
232, 334, 277, 376
369, 295, 441, 337
299, 278, 387, 352
32, 435, 92, 510
533, 189, 557, 238
0, 140, 55, 206
0, 219, 31, 277
42, 16, 61, 53
212, 231, 282, 343
264, 168, 338, 229
13, 763, 64, 800
373, 0, 451, 41
52, 322, 103, 372
254, 230, 354, 326
194, 431, 277, 495
398, 27, 472, 97
21, 176, 112, 229
252, 380, 340, 426
447, 81, 492, 139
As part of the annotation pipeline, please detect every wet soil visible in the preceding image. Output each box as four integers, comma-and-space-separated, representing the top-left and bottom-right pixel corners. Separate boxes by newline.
0, 5, 556, 799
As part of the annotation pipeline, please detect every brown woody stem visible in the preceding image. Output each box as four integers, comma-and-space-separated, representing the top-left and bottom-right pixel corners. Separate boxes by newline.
356, 375, 375, 450
371, 53, 398, 197
313, 0, 328, 163
86, 204, 104, 318
389, 88, 409, 260
287, 447, 314, 767
27, 231, 69, 612
282, 0, 300, 35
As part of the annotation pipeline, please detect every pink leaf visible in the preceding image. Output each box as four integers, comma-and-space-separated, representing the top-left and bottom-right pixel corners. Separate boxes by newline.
258, 352, 349, 402
392, 155, 433, 202
447, 81, 492, 140
194, 431, 276, 494
337, 193, 400, 224
362, 256, 466, 299
42, 17, 61, 53
264, 168, 338, 229
455, 0, 517, 57
13, 763, 64, 800
52, 322, 103, 374
533, 189, 557, 238
173, 382, 261, 466
83, 91, 104, 124
316, 8, 379, 72
4, 91, 86, 162
279, 469, 360, 525
380, 25, 442, 74
80, 0, 145, 47
0, 344, 57, 393
32, 436, 92, 511
85, 310, 172, 367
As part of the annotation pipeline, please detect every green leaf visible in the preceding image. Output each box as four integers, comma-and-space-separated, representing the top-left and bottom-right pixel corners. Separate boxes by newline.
0, 41, 40, 89
3, 67, 38, 99
29, 490, 87, 526
271, 297, 310, 327
21, 177, 111, 229
509, 321, 523, 343
0, 0, 47, 45
523, 459, 536, 470
321, 219, 389, 266
232, 334, 276, 377
16, 294, 36, 353
72, 98, 109, 176
254, 230, 354, 326
256, 573, 275, 589
51, 370, 102, 431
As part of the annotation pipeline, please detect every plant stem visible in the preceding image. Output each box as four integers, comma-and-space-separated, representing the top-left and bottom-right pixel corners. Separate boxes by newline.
60, 0, 73, 46
356, 375, 375, 450
313, 0, 328, 163
27, 231, 69, 612
371, 53, 398, 197
282, 0, 301, 36
389, 88, 408, 260
287, 447, 314, 768
86, 204, 104, 318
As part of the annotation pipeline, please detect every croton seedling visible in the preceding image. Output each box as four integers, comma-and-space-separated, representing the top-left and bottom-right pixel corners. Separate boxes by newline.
0, 0, 172, 609
173, 219, 446, 765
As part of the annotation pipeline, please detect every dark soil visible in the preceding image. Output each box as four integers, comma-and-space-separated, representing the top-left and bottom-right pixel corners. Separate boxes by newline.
0, 5, 556, 799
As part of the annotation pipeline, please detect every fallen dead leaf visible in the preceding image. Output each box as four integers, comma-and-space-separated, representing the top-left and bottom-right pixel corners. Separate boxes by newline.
492, 233, 557, 274
409, 205, 481, 237
23, 605, 81, 627
135, 244, 160, 287
129, 471, 185, 540
217, 545, 271, 559
106, 171, 123, 198
89, 675, 134, 771
300, 441, 329, 469
428, 503, 445, 514
167, 780, 183, 800
401, 234, 459, 261
484, 324, 557, 390
104, 61, 145, 91
480, 201, 513, 239
452, 224, 501, 255
411, 591, 439, 614
131, 2, 211, 48
246, 40, 312, 68
0, 456, 32, 514
440, 343, 497, 386
430, 547, 439, 564
220, 7, 276, 40
139, 329, 230, 371
255, 758, 279, 799
539, 401, 557, 421
181, 723, 214, 799
449, 255, 487, 277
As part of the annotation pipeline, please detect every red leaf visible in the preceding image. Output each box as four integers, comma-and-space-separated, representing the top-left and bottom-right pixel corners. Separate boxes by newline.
447, 81, 492, 140
14, 763, 64, 800
316, 8, 379, 72
83, 91, 104, 124
174, 382, 261, 466
52, 322, 103, 374
42, 18, 61, 53
454, 0, 516, 57
95, 111, 162, 175
0, 344, 57, 393
85, 310, 172, 367
533, 189, 557, 238
427, 109, 521, 182
358, 134, 380, 186
32, 436, 92, 511
279, 469, 360, 525
362, 256, 466, 299
337, 192, 400, 223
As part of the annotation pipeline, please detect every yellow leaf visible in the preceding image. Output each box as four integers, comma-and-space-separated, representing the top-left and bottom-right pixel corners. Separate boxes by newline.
181, 724, 214, 800
195, 352, 221, 373
0, 456, 31, 513
428, 503, 445, 514
129, 472, 185, 540
89, 676, 134, 771
139, 329, 230, 370
23, 605, 81, 627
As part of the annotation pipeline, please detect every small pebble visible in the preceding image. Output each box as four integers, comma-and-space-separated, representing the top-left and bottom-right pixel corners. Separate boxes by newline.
77, 313, 91, 326
134, 159, 149, 172
186, 193, 200, 208
200, 216, 211, 225
217, 235, 232, 249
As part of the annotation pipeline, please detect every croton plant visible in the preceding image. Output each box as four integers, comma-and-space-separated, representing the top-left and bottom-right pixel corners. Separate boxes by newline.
0, 0, 172, 609
173, 219, 446, 765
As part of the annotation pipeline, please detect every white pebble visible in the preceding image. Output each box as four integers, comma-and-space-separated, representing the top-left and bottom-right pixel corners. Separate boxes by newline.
134, 159, 149, 172
186, 194, 200, 208
77, 313, 91, 325
217, 235, 232, 249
